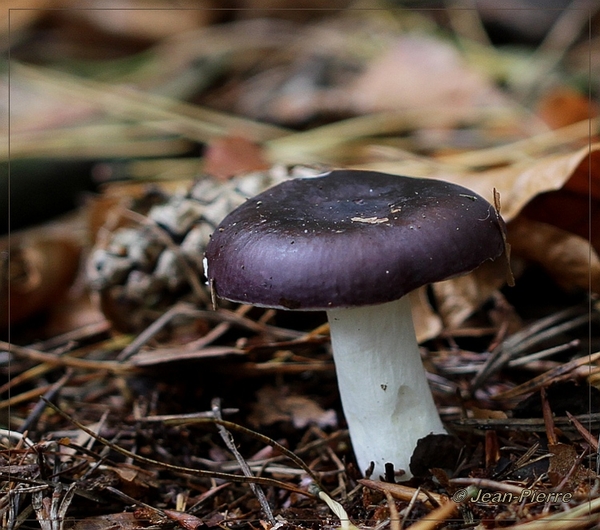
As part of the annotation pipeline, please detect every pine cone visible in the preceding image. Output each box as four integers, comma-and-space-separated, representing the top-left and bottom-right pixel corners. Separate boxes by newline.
87, 165, 326, 332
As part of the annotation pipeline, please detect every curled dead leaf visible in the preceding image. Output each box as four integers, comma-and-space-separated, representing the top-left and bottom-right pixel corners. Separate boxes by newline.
1, 236, 81, 327
432, 259, 510, 330
509, 216, 600, 294
409, 287, 442, 344
436, 143, 599, 223
163, 509, 204, 530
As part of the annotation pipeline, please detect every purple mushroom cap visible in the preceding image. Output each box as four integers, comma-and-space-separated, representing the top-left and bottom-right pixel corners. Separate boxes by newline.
204, 170, 507, 310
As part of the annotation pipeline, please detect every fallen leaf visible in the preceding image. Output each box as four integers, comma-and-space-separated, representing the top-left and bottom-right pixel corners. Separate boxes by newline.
163, 509, 204, 530
72, 512, 139, 530
409, 288, 442, 344
537, 86, 598, 130
1, 235, 81, 328
509, 216, 600, 294
432, 259, 510, 330
204, 135, 271, 180
349, 35, 504, 121
547, 442, 596, 489
249, 385, 337, 429
363, 143, 600, 336
436, 143, 600, 224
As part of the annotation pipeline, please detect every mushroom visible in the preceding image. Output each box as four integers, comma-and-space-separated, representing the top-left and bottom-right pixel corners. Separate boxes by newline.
204, 169, 508, 479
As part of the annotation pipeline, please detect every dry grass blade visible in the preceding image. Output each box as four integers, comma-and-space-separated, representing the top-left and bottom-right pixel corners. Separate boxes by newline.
404, 499, 458, 530
436, 117, 598, 168
0, 340, 134, 374
493, 351, 600, 400
504, 496, 600, 529
8, 121, 193, 161
384, 489, 401, 530
470, 306, 588, 392
11, 62, 289, 149
311, 486, 360, 530
455, 413, 600, 432
266, 107, 514, 165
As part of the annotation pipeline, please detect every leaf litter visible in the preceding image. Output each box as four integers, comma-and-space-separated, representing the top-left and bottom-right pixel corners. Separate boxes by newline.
2, 3, 600, 529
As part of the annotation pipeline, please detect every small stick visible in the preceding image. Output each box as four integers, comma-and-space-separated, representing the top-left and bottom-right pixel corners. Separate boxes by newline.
18, 370, 73, 434
385, 490, 401, 530
566, 412, 599, 452
211, 398, 276, 526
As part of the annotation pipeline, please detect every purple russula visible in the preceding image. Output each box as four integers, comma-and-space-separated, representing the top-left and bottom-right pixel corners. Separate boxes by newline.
204, 169, 508, 478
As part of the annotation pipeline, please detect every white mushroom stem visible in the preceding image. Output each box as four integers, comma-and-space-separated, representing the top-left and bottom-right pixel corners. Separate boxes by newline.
326, 295, 445, 480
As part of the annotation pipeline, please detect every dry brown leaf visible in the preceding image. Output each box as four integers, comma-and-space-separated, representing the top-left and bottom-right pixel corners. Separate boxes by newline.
248, 385, 337, 430
522, 148, 600, 251
1, 236, 81, 327
537, 86, 599, 130
204, 135, 271, 180
432, 259, 510, 330
349, 35, 504, 121
437, 143, 599, 224
409, 288, 442, 344
369, 143, 600, 336
509, 217, 600, 294
163, 509, 204, 530
72, 512, 139, 530
547, 442, 596, 489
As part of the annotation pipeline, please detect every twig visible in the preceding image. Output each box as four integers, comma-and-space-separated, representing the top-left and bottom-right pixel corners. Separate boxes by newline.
566, 412, 598, 452
450, 478, 526, 496
211, 397, 276, 526
117, 302, 192, 361
385, 489, 401, 530
508, 340, 580, 368
358, 479, 445, 507
18, 370, 73, 434
401, 486, 423, 530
